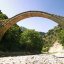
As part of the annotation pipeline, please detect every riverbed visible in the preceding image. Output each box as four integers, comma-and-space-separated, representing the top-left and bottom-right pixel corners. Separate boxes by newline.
0, 54, 64, 64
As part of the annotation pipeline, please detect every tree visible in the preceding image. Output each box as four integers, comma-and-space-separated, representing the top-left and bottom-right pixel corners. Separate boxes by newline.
41, 25, 63, 52
20, 29, 43, 53
58, 30, 64, 46
0, 10, 8, 19
1, 24, 21, 51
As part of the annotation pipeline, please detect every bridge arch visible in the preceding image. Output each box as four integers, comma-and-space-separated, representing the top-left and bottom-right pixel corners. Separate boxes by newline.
0, 11, 64, 40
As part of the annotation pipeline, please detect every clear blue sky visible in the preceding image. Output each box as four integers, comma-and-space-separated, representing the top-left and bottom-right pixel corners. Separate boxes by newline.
0, 0, 64, 32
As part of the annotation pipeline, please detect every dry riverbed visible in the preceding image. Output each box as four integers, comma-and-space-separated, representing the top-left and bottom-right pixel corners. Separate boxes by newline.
0, 54, 64, 64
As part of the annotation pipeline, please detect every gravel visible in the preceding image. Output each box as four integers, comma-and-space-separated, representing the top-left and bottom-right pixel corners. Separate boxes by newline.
0, 54, 64, 64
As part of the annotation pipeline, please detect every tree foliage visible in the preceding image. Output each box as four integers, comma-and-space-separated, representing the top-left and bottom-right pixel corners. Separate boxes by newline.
58, 30, 64, 46
1, 24, 21, 52
20, 29, 43, 53
41, 25, 63, 52
0, 10, 8, 19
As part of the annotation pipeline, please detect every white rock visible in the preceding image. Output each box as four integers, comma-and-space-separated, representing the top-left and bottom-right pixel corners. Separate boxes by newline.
0, 54, 64, 64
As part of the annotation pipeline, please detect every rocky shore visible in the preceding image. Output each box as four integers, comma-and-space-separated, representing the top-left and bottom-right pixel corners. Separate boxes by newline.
0, 54, 64, 64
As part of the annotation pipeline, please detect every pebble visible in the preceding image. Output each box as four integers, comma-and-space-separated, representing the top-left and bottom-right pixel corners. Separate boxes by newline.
0, 54, 64, 64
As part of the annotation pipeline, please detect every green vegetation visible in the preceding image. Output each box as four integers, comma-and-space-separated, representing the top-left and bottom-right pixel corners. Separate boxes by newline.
41, 25, 63, 52
0, 10, 8, 20
1, 24, 21, 52
0, 10, 64, 56
1, 25, 44, 54
0, 10, 8, 28
58, 29, 64, 46
20, 29, 43, 53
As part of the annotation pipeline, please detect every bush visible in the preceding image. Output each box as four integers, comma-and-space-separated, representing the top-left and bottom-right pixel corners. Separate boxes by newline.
20, 29, 43, 53
1, 24, 21, 52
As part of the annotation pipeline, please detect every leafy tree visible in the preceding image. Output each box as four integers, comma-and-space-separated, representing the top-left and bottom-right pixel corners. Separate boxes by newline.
0, 10, 8, 19
20, 29, 43, 53
58, 30, 64, 46
0, 10, 2, 14
1, 24, 21, 51
41, 25, 63, 52
0, 14, 8, 19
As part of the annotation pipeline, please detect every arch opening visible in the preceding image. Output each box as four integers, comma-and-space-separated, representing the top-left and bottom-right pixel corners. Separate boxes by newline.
17, 17, 58, 33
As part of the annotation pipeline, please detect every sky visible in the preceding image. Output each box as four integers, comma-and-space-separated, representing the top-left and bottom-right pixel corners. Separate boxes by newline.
0, 0, 64, 32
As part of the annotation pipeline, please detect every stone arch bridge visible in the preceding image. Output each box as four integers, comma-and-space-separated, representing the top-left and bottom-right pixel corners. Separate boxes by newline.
0, 11, 64, 41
